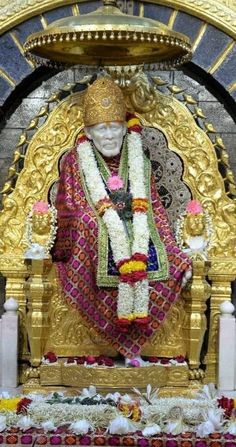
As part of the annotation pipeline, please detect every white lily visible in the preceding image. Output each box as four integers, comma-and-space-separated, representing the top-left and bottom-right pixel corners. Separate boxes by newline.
41, 420, 56, 432
108, 416, 136, 434
17, 416, 34, 431
81, 385, 97, 399
165, 420, 186, 435
133, 384, 159, 405
105, 392, 121, 403
70, 420, 91, 434
225, 421, 236, 435
119, 394, 136, 404
142, 424, 161, 437
0, 415, 7, 432
196, 383, 217, 400
196, 409, 223, 437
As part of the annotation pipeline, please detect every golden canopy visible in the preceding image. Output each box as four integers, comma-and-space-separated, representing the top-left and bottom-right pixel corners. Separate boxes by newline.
24, 0, 192, 68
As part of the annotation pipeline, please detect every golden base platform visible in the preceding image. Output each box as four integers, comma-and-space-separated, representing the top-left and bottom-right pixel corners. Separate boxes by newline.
22, 361, 203, 396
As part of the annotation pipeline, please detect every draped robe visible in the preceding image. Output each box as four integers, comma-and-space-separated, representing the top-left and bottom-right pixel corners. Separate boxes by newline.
53, 144, 191, 358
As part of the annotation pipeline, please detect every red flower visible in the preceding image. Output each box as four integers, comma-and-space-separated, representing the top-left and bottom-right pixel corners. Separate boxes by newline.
76, 134, 88, 144
16, 398, 32, 414
66, 357, 76, 364
86, 355, 96, 365
132, 253, 148, 262
160, 358, 170, 365
120, 271, 148, 283
126, 112, 142, 134
44, 351, 58, 363
217, 397, 234, 417
128, 124, 142, 134
126, 112, 135, 121
148, 356, 159, 363
175, 355, 186, 363
103, 357, 114, 367
96, 355, 114, 367
76, 356, 86, 364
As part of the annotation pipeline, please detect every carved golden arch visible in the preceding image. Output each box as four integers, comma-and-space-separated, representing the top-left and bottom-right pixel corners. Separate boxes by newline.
0, 73, 234, 259
0, 72, 235, 388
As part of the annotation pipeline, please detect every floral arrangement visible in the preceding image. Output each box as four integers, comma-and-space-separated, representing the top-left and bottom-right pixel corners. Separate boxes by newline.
41, 352, 187, 368
0, 385, 236, 438
42, 352, 58, 364
77, 114, 150, 329
65, 355, 114, 367
24, 200, 57, 257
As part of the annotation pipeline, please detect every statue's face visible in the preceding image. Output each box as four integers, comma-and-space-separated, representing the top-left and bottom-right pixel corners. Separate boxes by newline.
85, 122, 126, 157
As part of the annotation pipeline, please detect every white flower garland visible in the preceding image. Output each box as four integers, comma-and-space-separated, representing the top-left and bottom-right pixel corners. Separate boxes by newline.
77, 132, 150, 321
0, 385, 221, 435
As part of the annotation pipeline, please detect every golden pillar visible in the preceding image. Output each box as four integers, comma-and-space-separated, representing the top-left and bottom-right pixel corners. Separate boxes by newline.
25, 259, 53, 367
183, 259, 211, 370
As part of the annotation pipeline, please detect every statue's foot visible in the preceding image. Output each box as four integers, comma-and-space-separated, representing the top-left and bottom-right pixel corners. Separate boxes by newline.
125, 355, 146, 367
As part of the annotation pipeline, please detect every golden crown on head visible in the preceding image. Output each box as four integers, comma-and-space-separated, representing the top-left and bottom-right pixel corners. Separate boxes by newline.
83, 77, 126, 127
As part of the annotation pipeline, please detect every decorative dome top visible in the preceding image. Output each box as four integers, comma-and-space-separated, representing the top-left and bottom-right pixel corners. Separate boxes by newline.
24, 0, 192, 69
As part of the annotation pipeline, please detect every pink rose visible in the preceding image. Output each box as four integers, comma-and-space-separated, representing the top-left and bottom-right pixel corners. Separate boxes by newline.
107, 175, 124, 191
186, 200, 203, 214
86, 355, 96, 364
32, 201, 49, 213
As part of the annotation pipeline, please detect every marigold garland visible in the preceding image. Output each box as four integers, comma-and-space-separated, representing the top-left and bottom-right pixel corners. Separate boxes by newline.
132, 198, 149, 213
95, 197, 114, 216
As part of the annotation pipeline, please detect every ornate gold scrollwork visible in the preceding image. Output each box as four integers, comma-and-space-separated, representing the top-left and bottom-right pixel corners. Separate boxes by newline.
0, 72, 235, 391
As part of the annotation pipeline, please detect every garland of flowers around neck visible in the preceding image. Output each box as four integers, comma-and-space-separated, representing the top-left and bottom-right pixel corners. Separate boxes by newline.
77, 114, 151, 325
25, 201, 57, 255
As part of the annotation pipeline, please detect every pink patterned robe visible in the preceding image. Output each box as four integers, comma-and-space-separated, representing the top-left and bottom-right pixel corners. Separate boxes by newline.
53, 147, 191, 358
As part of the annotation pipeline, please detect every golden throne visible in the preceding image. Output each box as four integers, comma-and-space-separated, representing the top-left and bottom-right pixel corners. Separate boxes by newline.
0, 72, 235, 394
